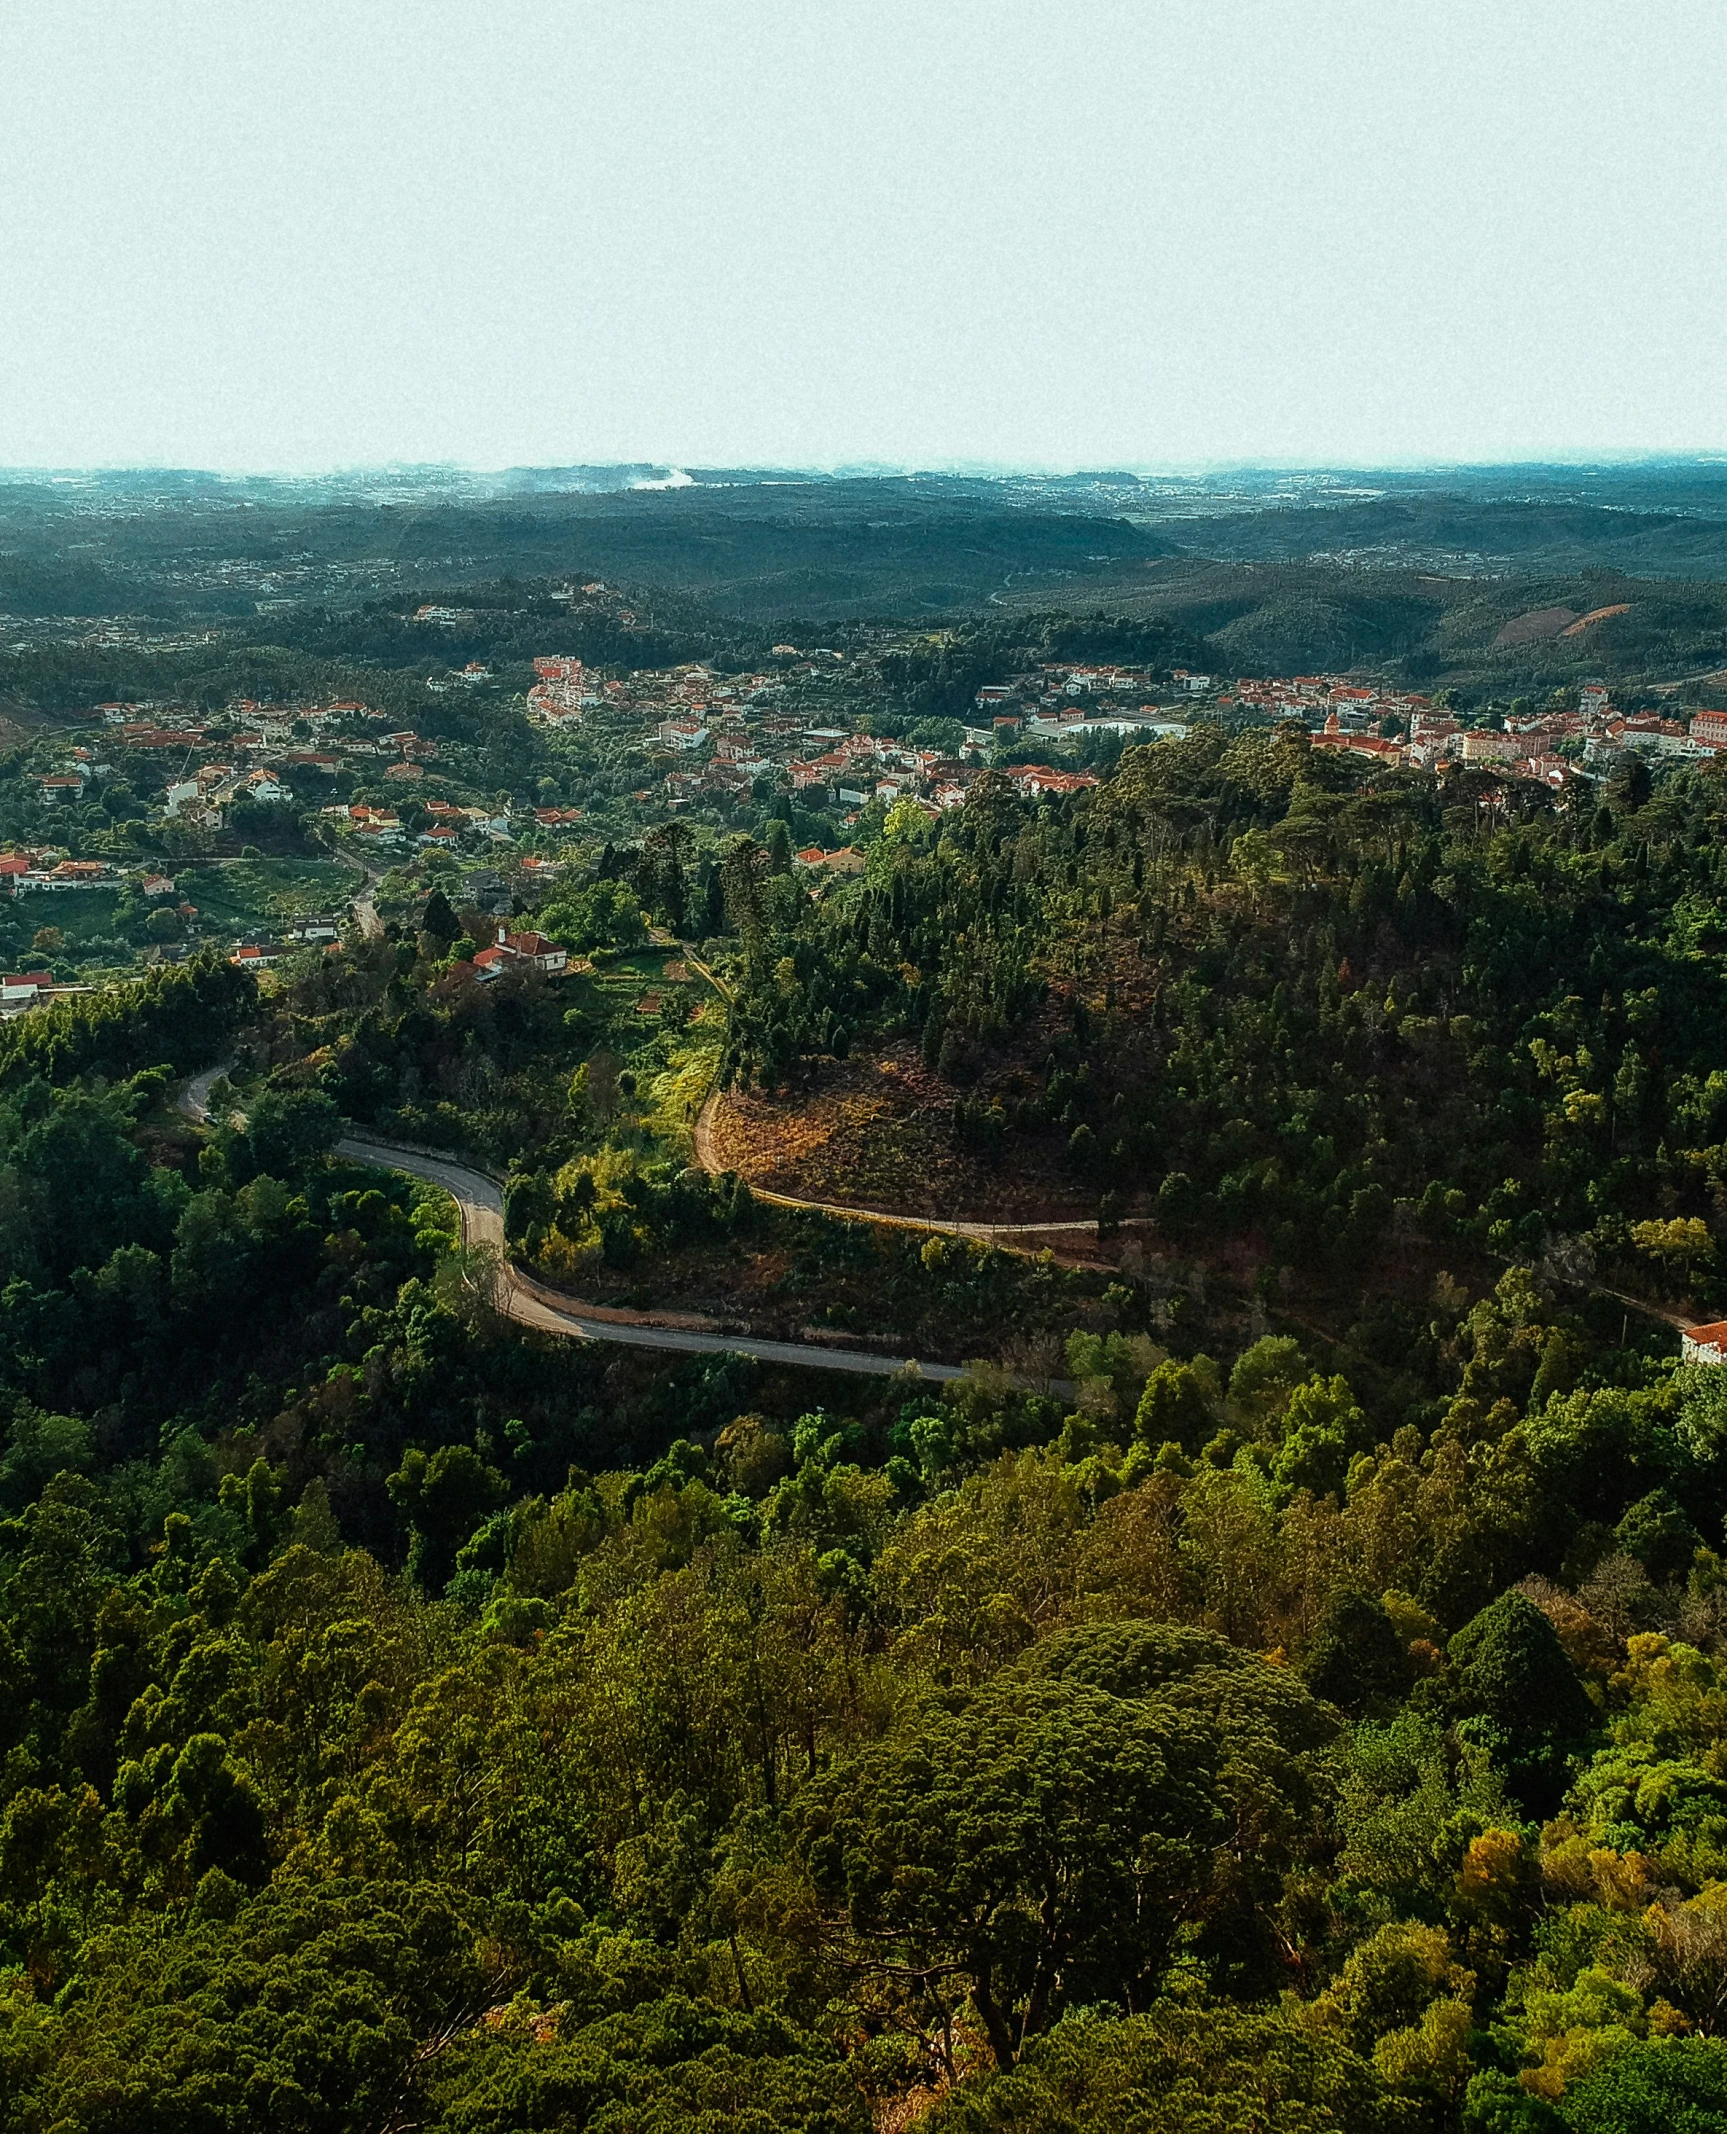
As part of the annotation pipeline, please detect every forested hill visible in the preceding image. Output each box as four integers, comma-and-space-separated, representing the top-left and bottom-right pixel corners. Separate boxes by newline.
724, 731, 1727, 1322
11, 741, 1727, 2127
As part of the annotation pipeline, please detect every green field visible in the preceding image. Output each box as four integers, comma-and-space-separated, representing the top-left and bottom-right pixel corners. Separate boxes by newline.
582, 947, 701, 1028
175, 858, 357, 934
8, 888, 124, 956
565, 948, 721, 1152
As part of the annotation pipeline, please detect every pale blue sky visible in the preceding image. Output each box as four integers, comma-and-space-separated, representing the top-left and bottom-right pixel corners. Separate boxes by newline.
1, 0, 1722, 471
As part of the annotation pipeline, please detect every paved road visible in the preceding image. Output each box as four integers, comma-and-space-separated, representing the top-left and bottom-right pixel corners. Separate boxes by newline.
176, 1067, 966, 1380
672, 955, 1131, 1250
333, 1133, 966, 1380
177, 1060, 234, 1126
353, 872, 383, 940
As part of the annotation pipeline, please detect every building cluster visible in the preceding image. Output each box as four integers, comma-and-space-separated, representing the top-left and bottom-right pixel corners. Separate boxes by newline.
0, 831, 351, 982
577, 656, 1193, 820
72, 696, 464, 836
1231, 673, 1727, 792
975, 661, 1187, 714
526, 657, 593, 722
318, 797, 515, 851
94, 697, 376, 744
0, 851, 127, 895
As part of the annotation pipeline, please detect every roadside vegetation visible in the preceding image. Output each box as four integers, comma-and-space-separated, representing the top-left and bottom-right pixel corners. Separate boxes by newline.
11, 481, 1727, 2121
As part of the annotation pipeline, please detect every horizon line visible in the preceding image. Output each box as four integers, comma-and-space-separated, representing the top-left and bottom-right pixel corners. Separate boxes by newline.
4, 450, 1727, 486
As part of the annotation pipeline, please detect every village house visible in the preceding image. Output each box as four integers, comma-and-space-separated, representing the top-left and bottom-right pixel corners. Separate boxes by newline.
472, 925, 569, 979
461, 867, 506, 895
794, 845, 867, 876
35, 860, 111, 890
1004, 765, 1100, 798
1525, 753, 1577, 790
1683, 1321, 1727, 1366
0, 970, 56, 1014
225, 769, 293, 805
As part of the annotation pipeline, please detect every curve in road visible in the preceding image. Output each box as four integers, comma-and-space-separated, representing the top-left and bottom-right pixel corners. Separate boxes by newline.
177, 1066, 968, 1380
177, 1060, 234, 1127
334, 1133, 966, 1381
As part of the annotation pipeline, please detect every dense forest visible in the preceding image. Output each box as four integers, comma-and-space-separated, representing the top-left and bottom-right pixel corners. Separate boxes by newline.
5, 726, 1727, 2128
723, 730, 1727, 1315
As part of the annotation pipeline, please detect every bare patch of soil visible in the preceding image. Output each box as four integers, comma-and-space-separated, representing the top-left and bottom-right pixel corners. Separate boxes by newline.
710, 1042, 1098, 1221
1561, 602, 1633, 636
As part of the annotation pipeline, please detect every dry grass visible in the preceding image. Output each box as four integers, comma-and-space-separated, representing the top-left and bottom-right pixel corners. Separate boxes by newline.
710, 1041, 1096, 1220
1561, 602, 1634, 636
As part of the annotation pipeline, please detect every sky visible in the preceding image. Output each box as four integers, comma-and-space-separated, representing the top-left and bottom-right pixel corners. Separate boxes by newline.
0, 0, 1723, 473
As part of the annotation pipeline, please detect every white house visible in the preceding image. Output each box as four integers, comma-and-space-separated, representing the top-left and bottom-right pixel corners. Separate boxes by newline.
1682, 1321, 1727, 1366
472, 926, 568, 979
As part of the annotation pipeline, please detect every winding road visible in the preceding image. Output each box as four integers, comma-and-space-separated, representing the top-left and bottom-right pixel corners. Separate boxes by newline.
337, 1132, 968, 1380
176, 1065, 968, 1383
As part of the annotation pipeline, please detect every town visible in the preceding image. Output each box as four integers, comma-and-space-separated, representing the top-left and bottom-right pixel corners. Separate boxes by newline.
0, 609, 1719, 1012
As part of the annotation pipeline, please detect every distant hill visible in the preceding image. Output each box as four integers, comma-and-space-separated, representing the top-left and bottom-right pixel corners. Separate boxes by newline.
1156, 489, 1727, 579
986, 556, 1727, 691
6, 460, 1727, 689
